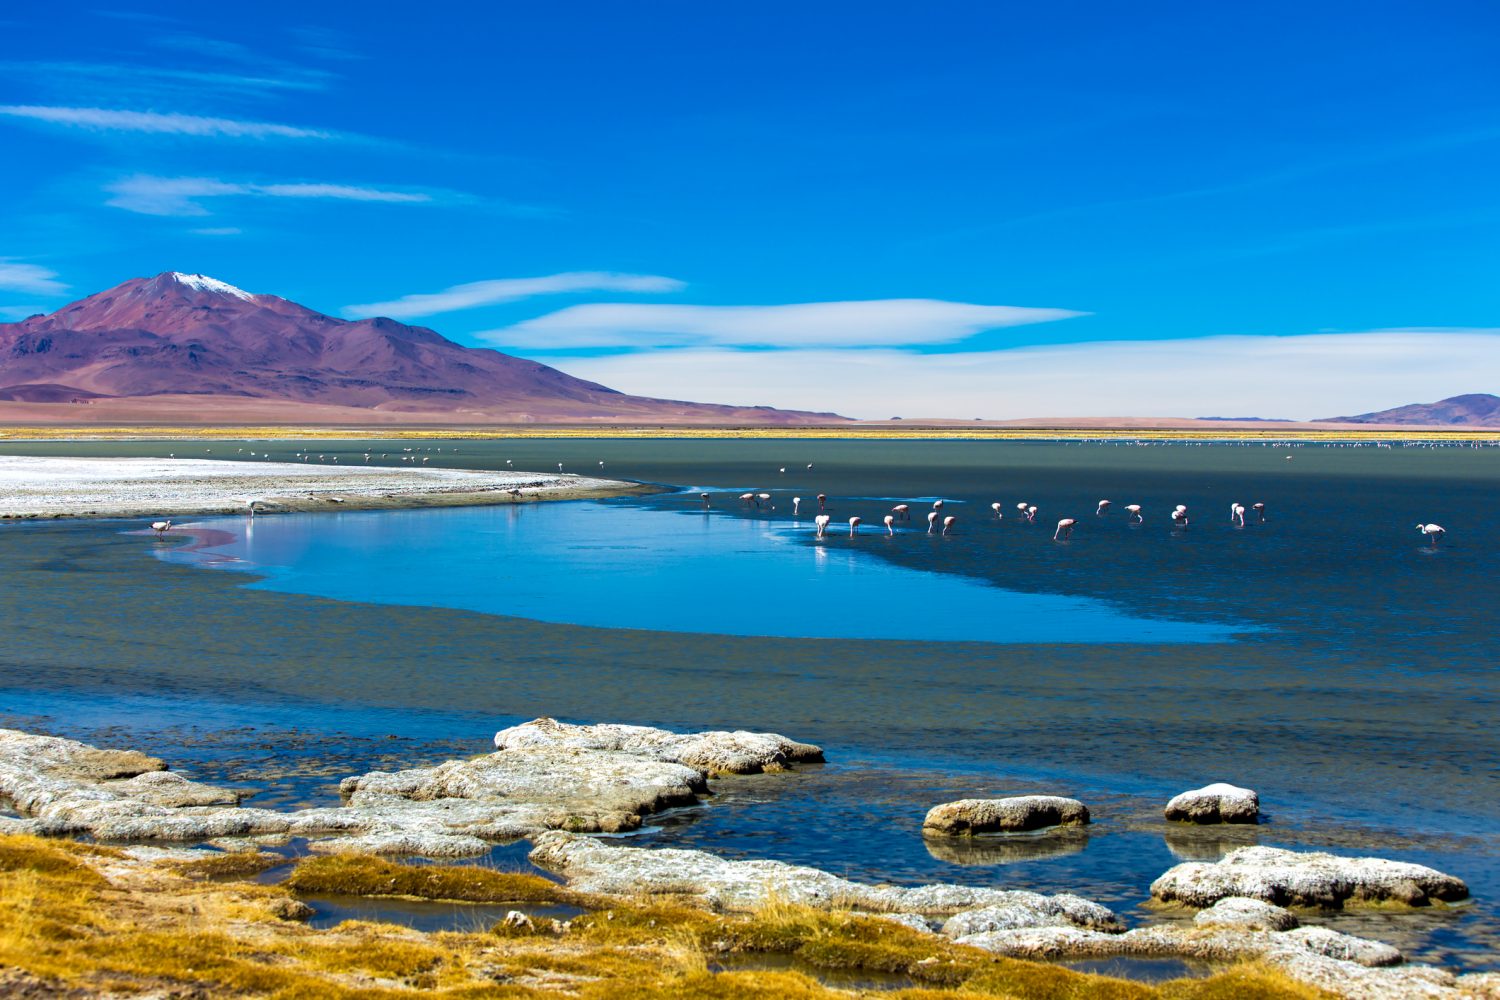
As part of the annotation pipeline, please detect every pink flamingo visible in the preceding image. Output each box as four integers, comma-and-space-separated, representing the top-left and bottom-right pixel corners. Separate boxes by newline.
792, 496, 802, 515
814, 514, 831, 537
1025, 505, 1037, 524
700, 493, 711, 508
1253, 502, 1266, 522
1230, 503, 1246, 527
739, 492, 755, 506
927, 511, 939, 533
1096, 500, 1111, 516
758, 492, 772, 509
932, 499, 945, 512
817, 493, 828, 512
1016, 502, 1029, 517
1172, 506, 1189, 528
892, 503, 911, 521
1125, 504, 1143, 522
883, 514, 895, 535
1054, 517, 1076, 540
848, 516, 862, 536
942, 515, 957, 535
990, 502, 1003, 518
1416, 523, 1445, 546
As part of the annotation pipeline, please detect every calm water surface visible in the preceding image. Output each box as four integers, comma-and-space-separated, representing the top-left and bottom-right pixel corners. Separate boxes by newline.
1, 438, 1497, 972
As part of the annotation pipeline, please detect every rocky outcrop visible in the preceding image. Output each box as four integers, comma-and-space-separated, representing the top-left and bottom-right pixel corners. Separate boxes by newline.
940, 897, 1120, 936
493, 718, 824, 775
0, 724, 753, 857
952, 923, 1446, 1000
1164, 783, 1259, 824
1151, 846, 1469, 909
922, 796, 1089, 836
528, 831, 1120, 929
1193, 896, 1299, 931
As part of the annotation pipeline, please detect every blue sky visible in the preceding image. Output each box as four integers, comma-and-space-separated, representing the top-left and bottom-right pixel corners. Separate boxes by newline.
1, 1, 1497, 418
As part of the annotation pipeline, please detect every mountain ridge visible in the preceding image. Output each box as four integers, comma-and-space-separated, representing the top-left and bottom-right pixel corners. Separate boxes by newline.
1322, 393, 1500, 427
0, 273, 846, 424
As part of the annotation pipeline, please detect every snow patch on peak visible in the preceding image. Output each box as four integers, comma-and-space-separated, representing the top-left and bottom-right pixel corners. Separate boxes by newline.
168, 272, 256, 301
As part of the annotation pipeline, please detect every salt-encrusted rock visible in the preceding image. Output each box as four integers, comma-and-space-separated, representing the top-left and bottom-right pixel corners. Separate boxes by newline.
501, 910, 535, 931
1282, 926, 1402, 966
340, 746, 707, 836
1194, 896, 1299, 931
921, 796, 1090, 836
1151, 846, 1469, 908
941, 895, 1121, 936
493, 717, 824, 774
528, 831, 1119, 926
1165, 783, 1259, 824
955, 923, 1442, 1000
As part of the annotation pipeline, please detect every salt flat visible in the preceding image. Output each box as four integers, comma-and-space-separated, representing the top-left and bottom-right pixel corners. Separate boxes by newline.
0, 455, 639, 518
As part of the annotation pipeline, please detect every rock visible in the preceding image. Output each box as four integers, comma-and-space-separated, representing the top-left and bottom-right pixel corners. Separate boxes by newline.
501, 910, 535, 931
493, 717, 824, 774
922, 796, 1089, 836
1165, 783, 1259, 824
1150, 846, 1469, 909
941, 895, 1121, 936
954, 922, 1441, 1000
1194, 896, 1299, 931
269, 897, 316, 921
1282, 926, 1402, 967
528, 831, 1120, 927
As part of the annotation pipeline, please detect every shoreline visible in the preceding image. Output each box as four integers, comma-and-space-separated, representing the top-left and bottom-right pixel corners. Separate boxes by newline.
0, 455, 656, 520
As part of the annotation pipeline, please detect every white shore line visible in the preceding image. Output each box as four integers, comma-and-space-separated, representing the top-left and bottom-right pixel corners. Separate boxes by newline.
0, 456, 653, 519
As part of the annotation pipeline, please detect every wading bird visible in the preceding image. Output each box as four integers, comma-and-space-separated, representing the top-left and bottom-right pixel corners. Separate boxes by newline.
1253, 502, 1266, 522
883, 514, 895, 535
1126, 504, 1143, 522
942, 515, 957, 535
1172, 507, 1189, 528
1096, 500, 1111, 515
848, 516, 862, 536
932, 499, 945, 512
817, 494, 828, 511
700, 493, 711, 508
792, 496, 801, 515
1025, 505, 1037, 523
1230, 503, 1246, 527
991, 502, 1003, 518
892, 503, 910, 520
151, 519, 172, 535
1416, 523, 1446, 545
1054, 517, 1076, 540
814, 514, 831, 537
927, 511, 940, 533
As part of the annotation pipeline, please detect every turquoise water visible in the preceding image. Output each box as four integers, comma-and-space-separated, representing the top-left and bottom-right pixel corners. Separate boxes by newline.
160, 500, 1239, 644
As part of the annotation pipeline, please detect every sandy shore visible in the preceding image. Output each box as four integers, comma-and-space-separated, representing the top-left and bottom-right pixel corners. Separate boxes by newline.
0, 456, 653, 519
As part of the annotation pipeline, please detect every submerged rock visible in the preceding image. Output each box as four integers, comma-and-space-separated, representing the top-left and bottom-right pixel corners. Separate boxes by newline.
922, 796, 1090, 836
493, 717, 824, 774
1164, 783, 1259, 824
1193, 896, 1299, 931
1150, 845, 1469, 909
528, 831, 1120, 929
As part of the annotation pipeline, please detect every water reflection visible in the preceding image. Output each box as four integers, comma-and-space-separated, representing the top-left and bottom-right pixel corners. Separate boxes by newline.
923, 828, 1091, 865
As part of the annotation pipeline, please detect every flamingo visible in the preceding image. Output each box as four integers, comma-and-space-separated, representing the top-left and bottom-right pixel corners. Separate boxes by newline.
1252, 502, 1266, 522
1125, 504, 1143, 522
991, 502, 1003, 518
848, 516, 862, 536
807, 463, 814, 470
817, 493, 828, 511
151, 519, 172, 535
892, 503, 910, 521
792, 496, 801, 515
739, 492, 756, 506
814, 514, 831, 537
1172, 507, 1189, 528
883, 514, 895, 535
1025, 505, 1037, 524
247, 500, 258, 519
932, 499, 945, 512
557, 463, 564, 472
942, 515, 957, 535
1416, 523, 1445, 545
1016, 502, 1029, 518
927, 511, 939, 533
757, 492, 772, 508
1096, 500, 1112, 516
700, 493, 711, 508
1054, 517, 1076, 540
1230, 503, 1246, 527
779, 467, 786, 473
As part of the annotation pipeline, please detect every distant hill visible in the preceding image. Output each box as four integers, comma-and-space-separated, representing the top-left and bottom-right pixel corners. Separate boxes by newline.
0, 272, 847, 425
1323, 393, 1500, 427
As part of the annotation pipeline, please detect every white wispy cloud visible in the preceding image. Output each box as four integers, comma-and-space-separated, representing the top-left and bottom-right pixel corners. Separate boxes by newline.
105, 175, 432, 216
0, 105, 329, 138
344, 273, 688, 321
550, 331, 1500, 420
484, 300, 1087, 349
0, 260, 67, 296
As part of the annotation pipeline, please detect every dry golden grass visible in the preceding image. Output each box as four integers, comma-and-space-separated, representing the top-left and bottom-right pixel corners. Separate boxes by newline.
0, 835, 1331, 999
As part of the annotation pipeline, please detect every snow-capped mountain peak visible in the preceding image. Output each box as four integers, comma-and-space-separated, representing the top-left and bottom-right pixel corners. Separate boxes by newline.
168, 272, 257, 301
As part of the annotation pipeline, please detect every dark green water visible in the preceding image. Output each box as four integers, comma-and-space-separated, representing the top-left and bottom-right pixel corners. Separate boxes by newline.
0, 438, 1496, 970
